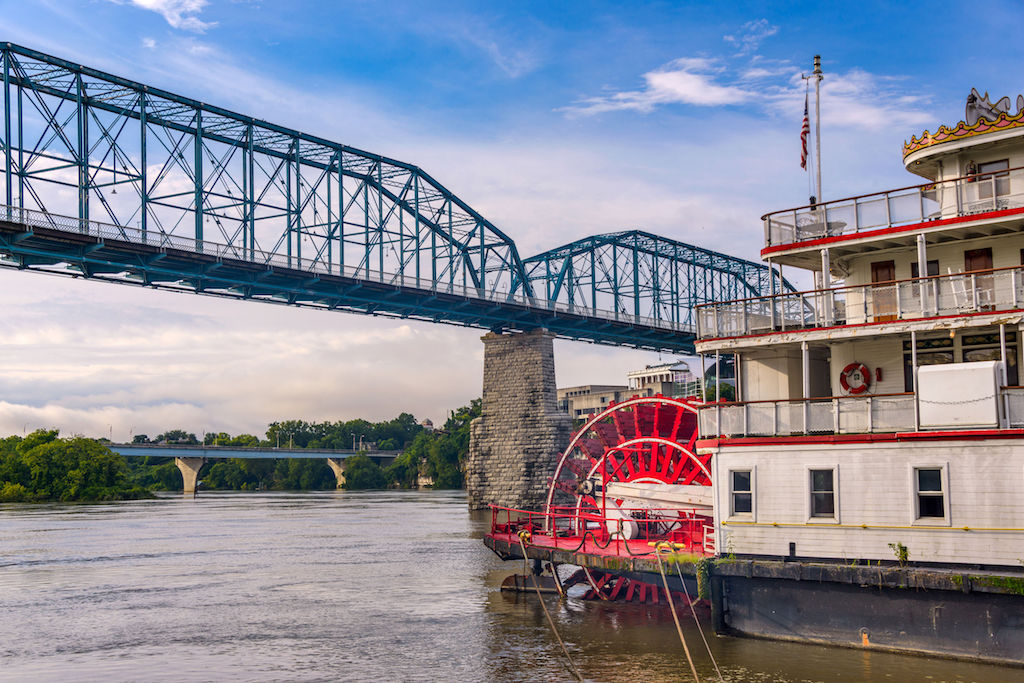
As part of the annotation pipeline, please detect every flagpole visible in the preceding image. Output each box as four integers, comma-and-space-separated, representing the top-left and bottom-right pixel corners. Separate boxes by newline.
813, 55, 823, 203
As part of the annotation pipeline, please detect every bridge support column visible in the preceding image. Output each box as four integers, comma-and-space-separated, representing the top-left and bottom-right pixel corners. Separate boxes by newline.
467, 329, 571, 510
326, 458, 346, 489
174, 457, 205, 496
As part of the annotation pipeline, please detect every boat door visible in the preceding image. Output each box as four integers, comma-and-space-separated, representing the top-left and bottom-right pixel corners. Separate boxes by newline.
965, 248, 994, 309
871, 260, 897, 322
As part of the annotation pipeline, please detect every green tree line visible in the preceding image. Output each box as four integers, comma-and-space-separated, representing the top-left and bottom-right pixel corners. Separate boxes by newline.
0, 401, 481, 501
0, 430, 151, 502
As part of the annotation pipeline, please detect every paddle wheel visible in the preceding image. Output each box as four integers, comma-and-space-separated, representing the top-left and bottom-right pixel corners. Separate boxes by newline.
489, 394, 715, 603
546, 396, 710, 536
542, 395, 713, 601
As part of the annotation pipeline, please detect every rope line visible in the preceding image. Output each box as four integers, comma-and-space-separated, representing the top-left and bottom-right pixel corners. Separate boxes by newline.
674, 561, 724, 681
517, 532, 585, 682
654, 545, 701, 682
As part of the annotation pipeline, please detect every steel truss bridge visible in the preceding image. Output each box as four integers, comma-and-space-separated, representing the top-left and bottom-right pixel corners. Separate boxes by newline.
0, 43, 794, 353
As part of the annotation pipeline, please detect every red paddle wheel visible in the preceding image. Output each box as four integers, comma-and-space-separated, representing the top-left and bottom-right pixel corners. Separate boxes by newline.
544, 395, 713, 602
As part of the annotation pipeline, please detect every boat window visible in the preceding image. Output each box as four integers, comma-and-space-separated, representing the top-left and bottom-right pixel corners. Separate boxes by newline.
977, 159, 1009, 199
915, 467, 945, 519
961, 332, 1018, 385
903, 337, 954, 391
909, 260, 939, 278
809, 469, 835, 518
730, 470, 752, 515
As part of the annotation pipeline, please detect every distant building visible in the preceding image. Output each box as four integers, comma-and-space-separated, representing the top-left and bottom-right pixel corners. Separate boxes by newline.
557, 384, 629, 419
420, 418, 434, 431
627, 361, 699, 397
557, 360, 701, 419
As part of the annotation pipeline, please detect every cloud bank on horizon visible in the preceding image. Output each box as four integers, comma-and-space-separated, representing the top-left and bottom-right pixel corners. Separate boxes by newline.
0, 0, 1021, 440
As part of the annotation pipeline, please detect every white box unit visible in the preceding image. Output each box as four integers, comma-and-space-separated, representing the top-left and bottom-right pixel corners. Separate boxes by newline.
917, 360, 1003, 429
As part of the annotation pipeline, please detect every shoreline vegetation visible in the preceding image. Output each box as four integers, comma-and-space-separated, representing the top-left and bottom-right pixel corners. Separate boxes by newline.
0, 400, 480, 503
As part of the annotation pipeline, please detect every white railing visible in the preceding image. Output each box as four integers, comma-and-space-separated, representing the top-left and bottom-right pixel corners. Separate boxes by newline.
698, 394, 917, 438
1002, 387, 1024, 428
763, 166, 1024, 247
0, 205, 694, 334
697, 265, 1024, 339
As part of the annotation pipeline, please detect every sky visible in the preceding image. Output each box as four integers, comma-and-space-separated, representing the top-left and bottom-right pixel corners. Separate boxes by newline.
1, 0, 1023, 440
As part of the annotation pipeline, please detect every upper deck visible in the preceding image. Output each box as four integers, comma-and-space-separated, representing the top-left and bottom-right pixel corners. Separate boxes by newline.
761, 165, 1024, 268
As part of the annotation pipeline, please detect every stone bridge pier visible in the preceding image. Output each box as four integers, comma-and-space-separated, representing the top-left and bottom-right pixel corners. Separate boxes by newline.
174, 457, 205, 496
326, 458, 347, 488
467, 329, 571, 510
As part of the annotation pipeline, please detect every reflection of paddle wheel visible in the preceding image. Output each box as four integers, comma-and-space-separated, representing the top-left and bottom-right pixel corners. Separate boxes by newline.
579, 569, 696, 605
544, 395, 713, 601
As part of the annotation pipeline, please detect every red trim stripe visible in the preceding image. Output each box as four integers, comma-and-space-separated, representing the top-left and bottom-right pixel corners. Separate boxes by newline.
697, 428, 1024, 449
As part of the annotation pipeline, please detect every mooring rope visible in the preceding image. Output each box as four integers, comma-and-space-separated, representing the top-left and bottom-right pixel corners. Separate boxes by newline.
654, 544, 701, 683
517, 531, 585, 682
674, 561, 724, 681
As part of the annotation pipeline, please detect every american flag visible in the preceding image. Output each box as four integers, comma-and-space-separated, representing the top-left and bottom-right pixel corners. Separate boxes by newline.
800, 93, 810, 169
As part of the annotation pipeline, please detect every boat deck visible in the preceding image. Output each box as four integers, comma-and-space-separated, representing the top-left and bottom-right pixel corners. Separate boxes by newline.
485, 529, 710, 591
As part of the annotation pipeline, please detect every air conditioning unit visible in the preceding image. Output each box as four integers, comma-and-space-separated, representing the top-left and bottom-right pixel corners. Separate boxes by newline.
917, 360, 1003, 429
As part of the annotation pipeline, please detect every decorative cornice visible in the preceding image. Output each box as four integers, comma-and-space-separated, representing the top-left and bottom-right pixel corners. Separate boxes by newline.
903, 110, 1024, 158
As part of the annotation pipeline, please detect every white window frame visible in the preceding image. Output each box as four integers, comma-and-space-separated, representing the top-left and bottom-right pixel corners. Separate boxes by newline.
728, 467, 756, 520
909, 463, 950, 526
805, 465, 840, 524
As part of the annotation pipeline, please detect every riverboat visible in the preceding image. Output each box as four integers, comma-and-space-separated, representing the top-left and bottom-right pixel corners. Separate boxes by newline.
485, 87, 1024, 665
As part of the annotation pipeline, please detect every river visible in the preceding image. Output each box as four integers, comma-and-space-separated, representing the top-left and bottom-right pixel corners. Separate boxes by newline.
0, 490, 1019, 682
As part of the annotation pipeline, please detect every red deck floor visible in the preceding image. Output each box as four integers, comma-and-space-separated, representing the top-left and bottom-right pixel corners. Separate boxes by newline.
487, 530, 710, 560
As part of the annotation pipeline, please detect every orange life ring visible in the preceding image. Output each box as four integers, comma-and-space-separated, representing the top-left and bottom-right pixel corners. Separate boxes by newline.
840, 362, 871, 395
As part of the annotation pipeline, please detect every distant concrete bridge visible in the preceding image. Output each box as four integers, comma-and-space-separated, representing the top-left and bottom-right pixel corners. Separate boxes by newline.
111, 443, 400, 494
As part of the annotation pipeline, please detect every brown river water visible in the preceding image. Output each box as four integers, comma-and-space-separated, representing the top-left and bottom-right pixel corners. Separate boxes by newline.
0, 490, 1020, 682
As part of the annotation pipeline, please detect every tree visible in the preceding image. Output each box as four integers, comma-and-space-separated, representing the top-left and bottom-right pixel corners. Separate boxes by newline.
154, 429, 198, 445
1, 430, 151, 501
340, 455, 387, 490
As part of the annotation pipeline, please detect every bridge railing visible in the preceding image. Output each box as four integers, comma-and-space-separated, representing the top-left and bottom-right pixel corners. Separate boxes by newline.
0, 205, 694, 334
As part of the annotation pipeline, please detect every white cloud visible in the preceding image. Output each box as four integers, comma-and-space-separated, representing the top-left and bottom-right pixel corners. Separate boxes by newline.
741, 66, 791, 80
763, 68, 933, 131
723, 19, 778, 55
141, 37, 157, 49
563, 57, 753, 115
459, 29, 540, 79
564, 52, 931, 133
0, 275, 486, 438
111, 0, 216, 33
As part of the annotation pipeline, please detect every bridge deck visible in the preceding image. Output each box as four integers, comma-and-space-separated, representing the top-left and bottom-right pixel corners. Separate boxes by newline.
110, 444, 399, 461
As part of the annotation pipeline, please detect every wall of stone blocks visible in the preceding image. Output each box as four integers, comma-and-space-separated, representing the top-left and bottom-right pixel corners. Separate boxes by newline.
466, 329, 571, 510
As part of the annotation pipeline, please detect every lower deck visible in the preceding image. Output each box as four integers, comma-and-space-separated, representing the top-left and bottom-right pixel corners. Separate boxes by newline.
701, 432, 1024, 566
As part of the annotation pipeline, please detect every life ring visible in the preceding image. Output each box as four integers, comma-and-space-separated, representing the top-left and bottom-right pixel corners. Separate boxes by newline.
840, 362, 871, 395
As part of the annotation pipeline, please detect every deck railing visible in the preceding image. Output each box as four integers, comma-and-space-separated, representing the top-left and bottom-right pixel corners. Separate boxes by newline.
698, 394, 917, 438
762, 166, 1024, 248
700, 387, 1024, 438
697, 265, 1024, 339
1002, 387, 1024, 428
489, 504, 713, 556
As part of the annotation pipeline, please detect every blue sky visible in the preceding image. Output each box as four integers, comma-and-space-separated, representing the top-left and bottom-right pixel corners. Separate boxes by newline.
1, 0, 1022, 439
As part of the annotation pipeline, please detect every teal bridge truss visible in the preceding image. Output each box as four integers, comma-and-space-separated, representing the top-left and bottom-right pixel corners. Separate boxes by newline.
0, 43, 794, 353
